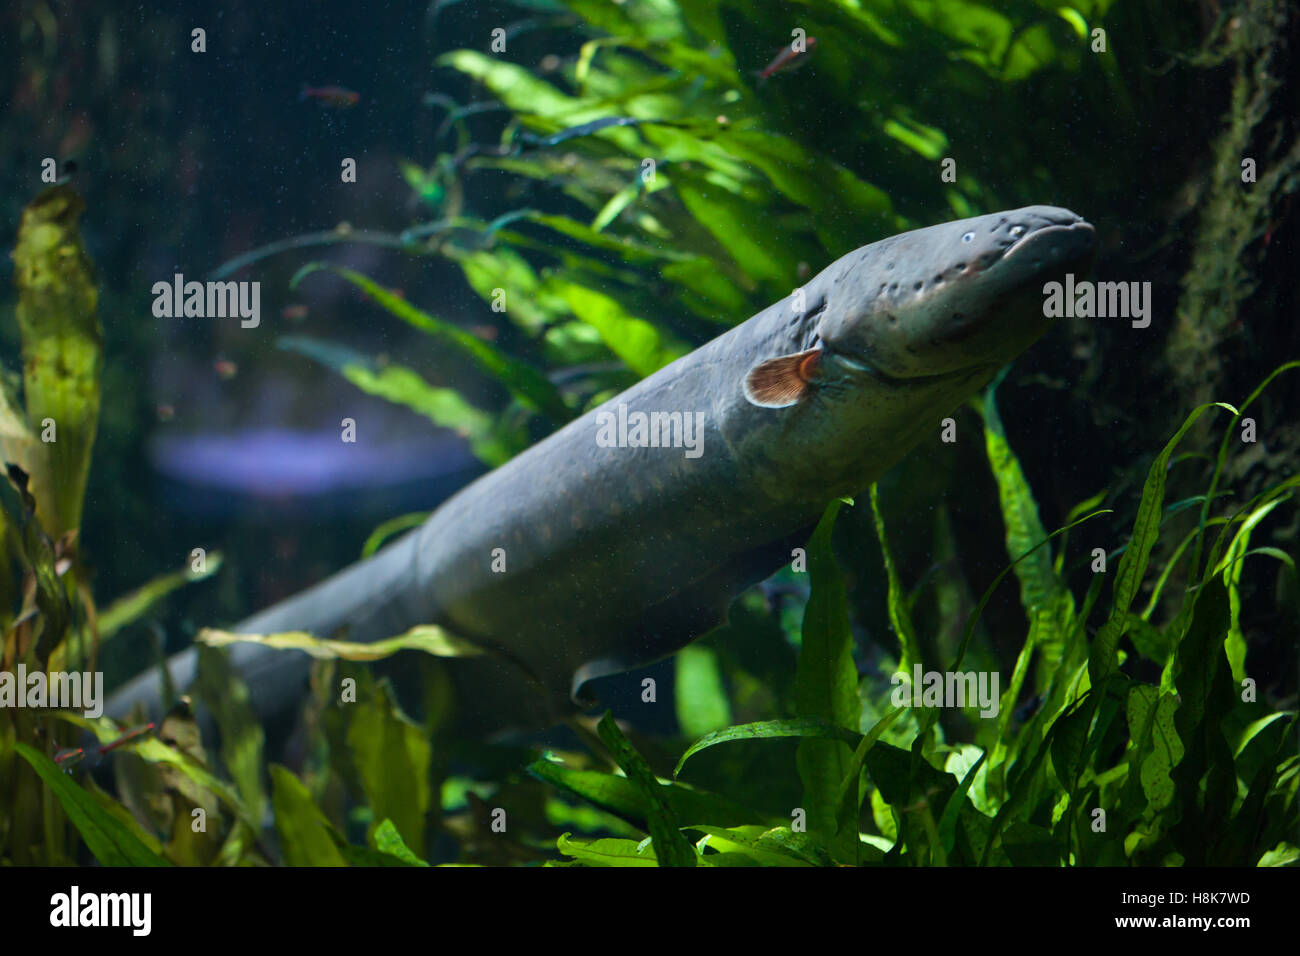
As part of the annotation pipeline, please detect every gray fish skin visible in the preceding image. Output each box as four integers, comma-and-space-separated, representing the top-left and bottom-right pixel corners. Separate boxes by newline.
107, 206, 1095, 732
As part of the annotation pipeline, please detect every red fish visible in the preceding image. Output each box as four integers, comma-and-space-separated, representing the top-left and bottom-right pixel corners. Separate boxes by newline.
54, 747, 85, 769
300, 85, 360, 108
759, 36, 817, 80
97, 722, 156, 755
52, 722, 155, 773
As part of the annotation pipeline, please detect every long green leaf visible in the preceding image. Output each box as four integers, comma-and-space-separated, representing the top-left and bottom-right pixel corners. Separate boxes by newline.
869, 484, 922, 674
11, 185, 102, 536
1092, 402, 1236, 686
795, 500, 862, 863
196, 624, 485, 661
270, 765, 347, 867
291, 263, 572, 423
531, 758, 772, 829
346, 676, 433, 851
596, 713, 696, 867
98, 552, 224, 640
280, 335, 520, 465
674, 717, 863, 777
14, 743, 169, 866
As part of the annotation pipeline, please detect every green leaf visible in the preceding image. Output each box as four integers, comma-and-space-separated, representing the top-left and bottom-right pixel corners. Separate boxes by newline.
361, 512, 430, 559
448, 245, 565, 333
979, 382, 1074, 696
675, 717, 863, 778
882, 116, 949, 161
674, 644, 732, 739
290, 263, 572, 424
1000, 821, 1059, 866
531, 758, 771, 830
437, 49, 592, 123
1092, 402, 1236, 686
977, 698, 1083, 866
193, 645, 267, 826
331, 835, 423, 867
1126, 615, 1172, 666
14, 743, 169, 866
11, 185, 102, 536
1049, 696, 1092, 795
1218, 497, 1287, 683
58, 713, 261, 835
373, 818, 430, 866
0, 468, 70, 646
596, 713, 696, 867
691, 825, 825, 866
547, 279, 687, 376
1126, 686, 1183, 812
1233, 713, 1289, 759
937, 749, 987, 854
660, 258, 748, 319
556, 832, 660, 866
196, 623, 485, 661
795, 500, 862, 863
279, 335, 522, 466
833, 706, 906, 834
97, 552, 224, 640
1168, 577, 1237, 863
270, 765, 347, 867
591, 179, 645, 233
346, 676, 433, 852
1258, 843, 1300, 867
869, 484, 922, 674
675, 178, 791, 285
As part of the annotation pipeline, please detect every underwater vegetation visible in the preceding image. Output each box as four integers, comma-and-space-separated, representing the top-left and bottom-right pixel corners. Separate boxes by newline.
1, 0, 1297, 868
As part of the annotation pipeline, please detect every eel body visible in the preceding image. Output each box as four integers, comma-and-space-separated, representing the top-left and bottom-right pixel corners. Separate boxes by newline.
108, 206, 1095, 732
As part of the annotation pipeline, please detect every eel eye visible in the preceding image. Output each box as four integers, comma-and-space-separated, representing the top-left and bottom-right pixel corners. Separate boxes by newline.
1009, 225, 1026, 239
961, 232, 974, 242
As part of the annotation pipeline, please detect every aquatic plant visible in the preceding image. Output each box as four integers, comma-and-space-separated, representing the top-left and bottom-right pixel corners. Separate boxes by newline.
221, 0, 1144, 463
2, 0, 1294, 868
0, 186, 222, 865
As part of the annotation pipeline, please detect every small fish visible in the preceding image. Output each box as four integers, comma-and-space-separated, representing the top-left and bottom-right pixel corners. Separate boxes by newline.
299, 85, 360, 108
214, 359, 238, 380
54, 747, 85, 770
54, 722, 155, 773
156, 404, 175, 422
97, 722, 156, 755
281, 303, 309, 321
759, 36, 817, 80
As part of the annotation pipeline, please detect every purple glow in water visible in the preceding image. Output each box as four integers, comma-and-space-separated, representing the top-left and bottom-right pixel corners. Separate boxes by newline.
150, 427, 472, 497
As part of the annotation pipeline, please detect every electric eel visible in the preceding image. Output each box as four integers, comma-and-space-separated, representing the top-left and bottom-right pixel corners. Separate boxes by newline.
107, 206, 1096, 733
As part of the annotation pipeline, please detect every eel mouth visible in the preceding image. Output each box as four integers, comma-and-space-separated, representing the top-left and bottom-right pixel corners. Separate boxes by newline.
1001, 218, 1097, 273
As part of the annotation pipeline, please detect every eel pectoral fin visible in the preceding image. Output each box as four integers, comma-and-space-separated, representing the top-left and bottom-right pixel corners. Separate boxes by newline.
743, 347, 823, 408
